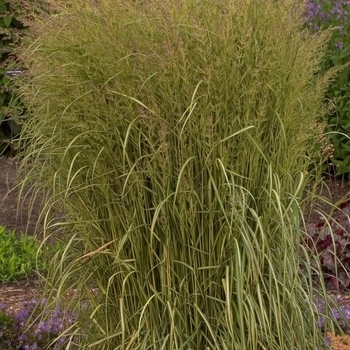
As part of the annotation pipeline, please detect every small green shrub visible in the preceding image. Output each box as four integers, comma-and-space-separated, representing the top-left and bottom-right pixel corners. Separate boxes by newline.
0, 225, 51, 282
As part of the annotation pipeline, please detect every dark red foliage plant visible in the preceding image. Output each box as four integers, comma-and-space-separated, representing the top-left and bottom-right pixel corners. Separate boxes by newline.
305, 199, 350, 290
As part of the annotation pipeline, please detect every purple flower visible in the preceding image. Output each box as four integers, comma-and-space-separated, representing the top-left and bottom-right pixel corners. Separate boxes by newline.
18, 333, 28, 342
312, 294, 350, 331
335, 41, 345, 50
305, 0, 350, 35
0, 297, 78, 349
37, 321, 49, 334
316, 315, 326, 328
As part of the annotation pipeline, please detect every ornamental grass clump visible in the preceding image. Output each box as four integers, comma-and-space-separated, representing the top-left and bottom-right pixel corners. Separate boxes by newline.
12, 0, 341, 348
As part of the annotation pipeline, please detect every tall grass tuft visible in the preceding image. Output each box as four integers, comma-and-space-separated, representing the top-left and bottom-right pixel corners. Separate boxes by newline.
13, 0, 338, 348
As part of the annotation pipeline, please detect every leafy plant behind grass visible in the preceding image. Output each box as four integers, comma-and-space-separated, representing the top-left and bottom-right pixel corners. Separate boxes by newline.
0, 225, 50, 282
304, 196, 350, 290
0, 0, 24, 155
13, 0, 342, 348
306, 0, 350, 176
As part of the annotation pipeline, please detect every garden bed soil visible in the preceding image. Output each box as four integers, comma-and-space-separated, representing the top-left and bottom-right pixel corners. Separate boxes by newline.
0, 157, 41, 236
0, 278, 41, 314
304, 177, 350, 225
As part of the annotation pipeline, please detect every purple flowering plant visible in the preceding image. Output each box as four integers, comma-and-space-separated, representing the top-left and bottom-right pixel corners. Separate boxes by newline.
305, 0, 350, 175
305, 0, 350, 57
0, 299, 76, 349
312, 294, 350, 333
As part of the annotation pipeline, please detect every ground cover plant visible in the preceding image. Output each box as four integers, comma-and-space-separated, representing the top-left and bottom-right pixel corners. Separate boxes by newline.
304, 197, 350, 291
0, 298, 76, 349
9, 0, 350, 348
0, 225, 48, 282
0, 224, 74, 348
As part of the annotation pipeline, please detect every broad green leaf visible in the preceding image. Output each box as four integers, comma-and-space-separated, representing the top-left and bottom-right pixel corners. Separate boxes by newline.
0, 93, 6, 105
3, 15, 12, 28
2, 76, 10, 84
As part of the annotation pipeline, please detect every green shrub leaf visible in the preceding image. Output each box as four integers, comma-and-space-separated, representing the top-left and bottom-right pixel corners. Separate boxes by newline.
3, 14, 12, 27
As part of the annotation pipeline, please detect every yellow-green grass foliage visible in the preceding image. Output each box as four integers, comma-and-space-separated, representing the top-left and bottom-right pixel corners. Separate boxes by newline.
14, 0, 337, 348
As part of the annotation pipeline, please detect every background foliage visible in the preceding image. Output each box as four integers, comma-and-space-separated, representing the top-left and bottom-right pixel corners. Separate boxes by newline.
306, 0, 350, 176
0, 0, 23, 155
304, 0, 350, 296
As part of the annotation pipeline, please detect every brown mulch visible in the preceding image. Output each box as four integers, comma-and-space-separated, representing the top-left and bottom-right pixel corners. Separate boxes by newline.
0, 278, 41, 315
304, 178, 350, 225
0, 157, 41, 235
